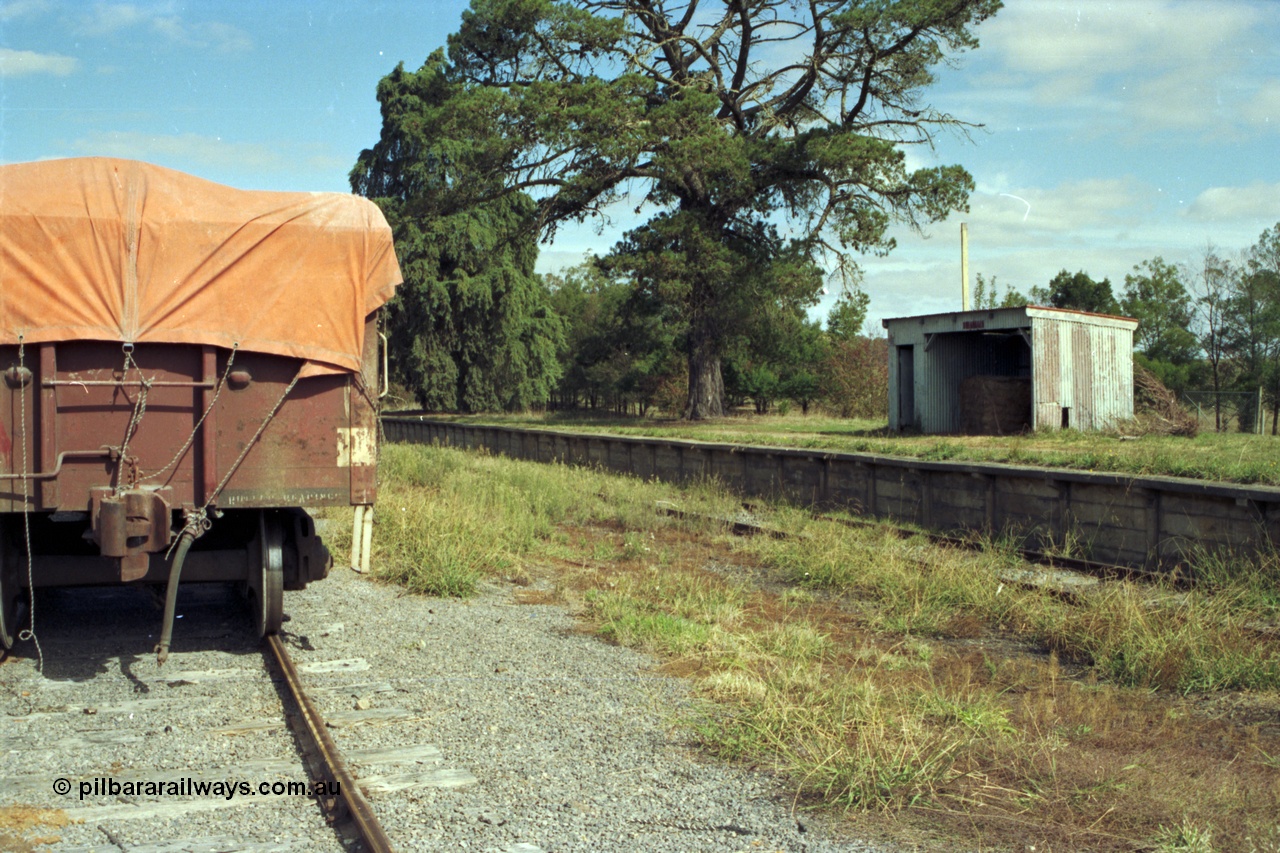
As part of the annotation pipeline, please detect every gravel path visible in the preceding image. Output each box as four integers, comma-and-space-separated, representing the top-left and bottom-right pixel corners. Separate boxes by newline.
2, 530, 888, 852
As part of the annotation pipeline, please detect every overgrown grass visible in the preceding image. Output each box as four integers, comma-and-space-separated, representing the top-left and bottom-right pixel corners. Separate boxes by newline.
746, 513, 1280, 693
367, 442, 1280, 850
426, 411, 1280, 486
366, 442, 742, 596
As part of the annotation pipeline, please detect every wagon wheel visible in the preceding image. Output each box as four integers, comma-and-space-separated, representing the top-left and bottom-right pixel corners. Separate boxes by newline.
248, 511, 284, 638
0, 525, 24, 650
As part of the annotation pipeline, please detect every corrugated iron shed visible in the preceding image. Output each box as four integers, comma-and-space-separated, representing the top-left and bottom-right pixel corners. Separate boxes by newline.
882, 306, 1138, 433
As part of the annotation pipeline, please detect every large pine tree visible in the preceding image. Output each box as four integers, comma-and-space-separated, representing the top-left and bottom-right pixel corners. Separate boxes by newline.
356, 0, 999, 417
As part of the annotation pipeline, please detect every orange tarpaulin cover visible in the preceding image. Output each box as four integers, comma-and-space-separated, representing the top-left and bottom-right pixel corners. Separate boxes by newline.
0, 157, 401, 375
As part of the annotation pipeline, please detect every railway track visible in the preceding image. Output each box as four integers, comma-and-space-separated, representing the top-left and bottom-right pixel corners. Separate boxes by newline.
0, 520, 863, 853
0, 573, 480, 852
805, 510, 1194, 592
265, 634, 394, 853
664, 499, 1185, 597
656, 496, 1256, 624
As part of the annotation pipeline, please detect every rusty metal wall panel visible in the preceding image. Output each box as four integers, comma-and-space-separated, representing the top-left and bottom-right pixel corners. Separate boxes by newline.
884, 329, 908, 430
212, 353, 352, 509
1090, 323, 1135, 428
1071, 322, 1095, 429
348, 316, 381, 505
1030, 318, 1135, 431
0, 341, 369, 514
1031, 318, 1064, 428
0, 348, 31, 511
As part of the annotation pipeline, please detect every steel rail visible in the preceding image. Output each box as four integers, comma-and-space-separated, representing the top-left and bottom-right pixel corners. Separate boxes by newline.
670, 500, 1186, 589
810, 511, 1188, 587
265, 634, 396, 853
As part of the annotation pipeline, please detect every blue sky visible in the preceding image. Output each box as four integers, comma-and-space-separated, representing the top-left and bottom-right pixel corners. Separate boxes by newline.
1, 1, 1276, 328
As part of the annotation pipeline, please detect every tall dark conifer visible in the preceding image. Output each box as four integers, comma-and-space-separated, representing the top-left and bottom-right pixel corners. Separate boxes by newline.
357, 0, 999, 417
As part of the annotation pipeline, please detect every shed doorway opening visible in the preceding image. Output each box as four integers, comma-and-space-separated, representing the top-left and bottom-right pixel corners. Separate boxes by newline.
897, 345, 915, 428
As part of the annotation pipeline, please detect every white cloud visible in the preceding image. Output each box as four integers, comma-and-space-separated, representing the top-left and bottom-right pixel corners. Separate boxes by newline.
0, 47, 77, 77
68, 131, 288, 173
0, 0, 51, 22
74, 3, 152, 37
859, 237, 1174, 325
853, 171, 1197, 323
1185, 182, 1280, 222
938, 177, 1155, 249
976, 0, 1271, 138
1241, 79, 1280, 130
304, 152, 354, 175
988, 1, 1260, 80
151, 17, 252, 53
75, 4, 251, 53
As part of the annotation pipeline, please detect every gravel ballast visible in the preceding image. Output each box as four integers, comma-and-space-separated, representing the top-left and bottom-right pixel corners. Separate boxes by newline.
2, 538, 887, 852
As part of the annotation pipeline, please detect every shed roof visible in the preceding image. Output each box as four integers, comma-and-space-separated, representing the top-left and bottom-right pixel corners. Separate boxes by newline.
0, 157, 402, 375
883, 305, 1138, 335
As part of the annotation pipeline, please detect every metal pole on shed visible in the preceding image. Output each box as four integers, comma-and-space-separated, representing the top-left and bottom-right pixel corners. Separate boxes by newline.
961, 222, 970, 311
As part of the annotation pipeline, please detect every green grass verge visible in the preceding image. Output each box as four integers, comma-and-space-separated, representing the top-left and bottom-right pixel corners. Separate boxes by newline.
746, 512, 1280, 693
366, 442, 742, 596
369, 441, 1280, 693
360, 442, 1280, 849
425, 411, 1280, 486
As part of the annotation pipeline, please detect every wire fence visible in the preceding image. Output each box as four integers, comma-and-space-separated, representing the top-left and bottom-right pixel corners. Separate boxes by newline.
1181, 388, 1272, 434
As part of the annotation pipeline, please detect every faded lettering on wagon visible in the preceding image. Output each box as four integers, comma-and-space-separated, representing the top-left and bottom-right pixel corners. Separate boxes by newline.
218, 489, 343, 507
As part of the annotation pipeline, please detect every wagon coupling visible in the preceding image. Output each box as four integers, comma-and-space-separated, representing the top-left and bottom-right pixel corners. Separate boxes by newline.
91, 486, 174, 582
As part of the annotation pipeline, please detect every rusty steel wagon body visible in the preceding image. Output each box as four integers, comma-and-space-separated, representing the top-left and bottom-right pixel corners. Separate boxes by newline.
0, 157, 401, 658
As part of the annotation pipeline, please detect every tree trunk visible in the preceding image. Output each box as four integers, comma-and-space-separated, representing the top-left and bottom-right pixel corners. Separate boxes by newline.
1211, 367, 1222, 432
684, 331, 724, 420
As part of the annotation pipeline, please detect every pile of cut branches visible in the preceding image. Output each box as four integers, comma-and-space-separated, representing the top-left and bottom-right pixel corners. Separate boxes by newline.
1131, 364, 1198, 437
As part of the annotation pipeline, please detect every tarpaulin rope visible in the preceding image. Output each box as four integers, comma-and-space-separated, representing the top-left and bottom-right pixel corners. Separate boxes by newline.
16, 338, 43, 673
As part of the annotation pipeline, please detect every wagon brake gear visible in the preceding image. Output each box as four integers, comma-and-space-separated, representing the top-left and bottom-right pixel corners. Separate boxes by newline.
283, 508, 331, 590
154, 508, 213, 666
0, 157, 402, 659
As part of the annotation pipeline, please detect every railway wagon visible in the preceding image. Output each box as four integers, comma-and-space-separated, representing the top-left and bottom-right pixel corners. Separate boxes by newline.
0, 157, 402, 660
